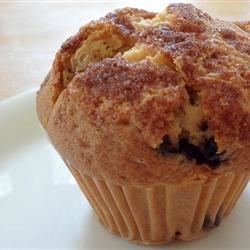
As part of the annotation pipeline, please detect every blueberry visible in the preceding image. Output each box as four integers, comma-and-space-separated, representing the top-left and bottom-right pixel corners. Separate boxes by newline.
203, 137, 218, 158
202, 213, 221, 230
202, 215, 214, 230
158, 137, 179, 155
179, 138, 205, 163
158, 136, 227, 169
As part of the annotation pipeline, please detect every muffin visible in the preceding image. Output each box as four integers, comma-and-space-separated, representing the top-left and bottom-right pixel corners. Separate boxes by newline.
37, 3, 250, 245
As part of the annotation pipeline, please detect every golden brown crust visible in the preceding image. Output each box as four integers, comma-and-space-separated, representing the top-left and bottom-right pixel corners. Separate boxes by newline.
235, 21, 250, 33
166, 3, 212, 33
37, 4, 250, 185
75, 57, 183, 103
37, 7, 153, 127
200, 78, 250, 145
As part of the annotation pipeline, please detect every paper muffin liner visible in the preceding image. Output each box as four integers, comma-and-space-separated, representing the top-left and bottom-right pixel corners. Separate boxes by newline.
69, 167, 249, 245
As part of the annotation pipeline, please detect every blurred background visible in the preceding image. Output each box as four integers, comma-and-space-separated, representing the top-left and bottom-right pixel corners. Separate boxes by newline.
0, 0, 250, 101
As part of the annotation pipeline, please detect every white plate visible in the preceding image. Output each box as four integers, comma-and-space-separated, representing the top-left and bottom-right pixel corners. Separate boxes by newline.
0, 90, 249, 249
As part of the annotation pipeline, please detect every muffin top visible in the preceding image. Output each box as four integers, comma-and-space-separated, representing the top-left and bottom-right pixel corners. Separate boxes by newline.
37, 4, 250, 185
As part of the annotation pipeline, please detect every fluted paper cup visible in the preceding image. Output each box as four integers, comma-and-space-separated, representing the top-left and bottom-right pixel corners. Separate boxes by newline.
69, 167, 249, 245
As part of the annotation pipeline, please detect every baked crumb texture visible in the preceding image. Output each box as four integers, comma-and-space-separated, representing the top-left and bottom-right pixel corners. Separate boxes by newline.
37, 4, 250, 185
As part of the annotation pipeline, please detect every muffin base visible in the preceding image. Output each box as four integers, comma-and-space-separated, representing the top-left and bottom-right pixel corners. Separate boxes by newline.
69, 167, 249, 245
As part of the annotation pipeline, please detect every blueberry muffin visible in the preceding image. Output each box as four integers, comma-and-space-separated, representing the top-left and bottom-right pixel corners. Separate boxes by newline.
37, 3, 250, 245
